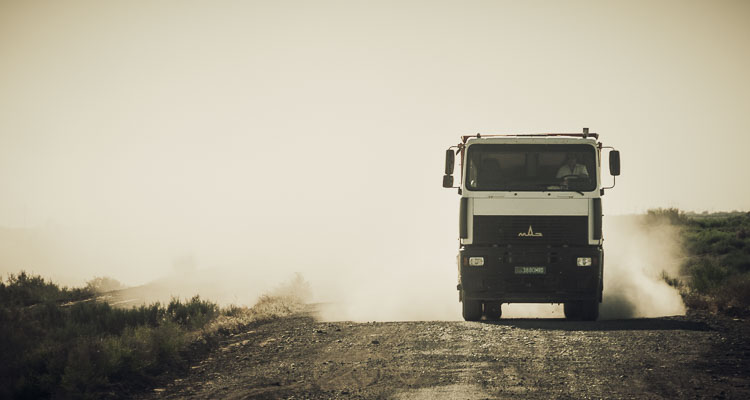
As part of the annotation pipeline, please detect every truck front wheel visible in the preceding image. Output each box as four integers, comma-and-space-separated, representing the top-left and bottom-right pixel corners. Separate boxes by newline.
581, 300, 599, 321
564, 301, 599, 321
564, 302, 582, 320
483, 301, 502, 321
462, 296, 482, 321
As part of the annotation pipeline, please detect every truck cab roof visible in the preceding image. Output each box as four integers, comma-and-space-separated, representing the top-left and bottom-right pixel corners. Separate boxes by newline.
464, 136, 599, 146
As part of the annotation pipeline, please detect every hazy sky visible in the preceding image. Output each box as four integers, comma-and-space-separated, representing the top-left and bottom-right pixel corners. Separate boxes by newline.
2, 0, 749, 288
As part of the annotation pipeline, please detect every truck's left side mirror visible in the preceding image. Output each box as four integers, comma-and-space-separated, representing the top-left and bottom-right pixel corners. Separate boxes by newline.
443, 149, 455, 188
445, 149, 455, 174
609, 150, 621, 176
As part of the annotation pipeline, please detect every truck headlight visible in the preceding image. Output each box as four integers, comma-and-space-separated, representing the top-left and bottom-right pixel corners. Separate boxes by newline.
468, 257, 485, 267
577, 257, 592, 267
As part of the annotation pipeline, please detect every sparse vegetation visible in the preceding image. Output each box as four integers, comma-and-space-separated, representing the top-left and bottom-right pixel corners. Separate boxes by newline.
85, 276, 126, 293
0, 272, 304, 399
0, 271, 93, 306
647, 208, 750, 315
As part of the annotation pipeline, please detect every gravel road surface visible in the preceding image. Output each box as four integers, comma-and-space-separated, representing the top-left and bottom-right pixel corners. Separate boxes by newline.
144, 308, 750, 399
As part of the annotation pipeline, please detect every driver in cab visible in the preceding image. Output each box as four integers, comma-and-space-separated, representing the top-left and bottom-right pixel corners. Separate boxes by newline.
556, 153, 588, 182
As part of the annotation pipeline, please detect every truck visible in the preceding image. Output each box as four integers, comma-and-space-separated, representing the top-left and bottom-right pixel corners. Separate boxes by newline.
442, 128, 620, 321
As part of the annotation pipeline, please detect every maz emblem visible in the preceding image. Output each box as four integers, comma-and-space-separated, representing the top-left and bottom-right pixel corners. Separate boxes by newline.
518, 225, 543, 237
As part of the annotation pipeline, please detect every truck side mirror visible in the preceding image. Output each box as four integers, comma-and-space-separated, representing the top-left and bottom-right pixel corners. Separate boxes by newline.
609, 150, 621, 176
443, 149, 455, 188
443, 174, 454, 187
445, 149, 455, 174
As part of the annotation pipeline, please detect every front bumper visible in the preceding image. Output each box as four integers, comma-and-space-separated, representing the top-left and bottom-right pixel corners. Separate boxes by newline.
458, 245, 603, 303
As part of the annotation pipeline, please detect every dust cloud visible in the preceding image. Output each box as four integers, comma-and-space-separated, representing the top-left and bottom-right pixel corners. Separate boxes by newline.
311, 260, 461, 322
314, 214, 688, 322
0, 205, 463, 321
1, 213, 686, 321
599, 215, 686, 319
316, 213, 691, 322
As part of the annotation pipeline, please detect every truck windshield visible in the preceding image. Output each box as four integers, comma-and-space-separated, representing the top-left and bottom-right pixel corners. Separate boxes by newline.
465, 144, 597, 192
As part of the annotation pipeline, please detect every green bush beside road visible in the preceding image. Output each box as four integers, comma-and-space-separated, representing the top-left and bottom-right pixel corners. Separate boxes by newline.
647, 208, 750, 315
0, 272, 302, 399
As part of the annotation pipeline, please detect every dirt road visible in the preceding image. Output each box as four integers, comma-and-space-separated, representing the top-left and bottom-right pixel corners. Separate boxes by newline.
145, 308, 750, 399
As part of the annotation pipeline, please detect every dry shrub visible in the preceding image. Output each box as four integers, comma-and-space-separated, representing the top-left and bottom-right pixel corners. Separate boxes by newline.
270, 272, 312, 302
252, 294, 305, 318
1, 272, 309, 399
712, 274, 750, 316
85, 276, 126, 294
202, 295, 304, 337
682, 290, 717, 313
681, 274, 750, 316
650, 210, 750, 316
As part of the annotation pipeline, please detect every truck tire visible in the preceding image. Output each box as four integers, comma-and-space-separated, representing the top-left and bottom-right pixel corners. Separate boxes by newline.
565, 301, 599, 321
581, 300, 599, 321
462, 297, 482, 321
564, 302, 582, 320
483, 301, 502, 321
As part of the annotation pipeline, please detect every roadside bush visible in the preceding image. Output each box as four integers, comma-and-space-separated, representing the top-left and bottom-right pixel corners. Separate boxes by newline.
86, 276, 126, 293
712, 273, 750, 314
0, 273, 219, 398
59, 339, 109, 398
722, 251, 750, 273
660, 270, 682, 289
0, 271, 305, 399
0, 271, 92, 307
685, 257, 729, 293
646, 207, 690, 225
167, 295, 218, 330
653, 210, 750, 315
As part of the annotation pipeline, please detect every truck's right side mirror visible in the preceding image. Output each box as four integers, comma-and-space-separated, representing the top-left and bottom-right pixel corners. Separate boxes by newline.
443, 149, 455, 188
609, 150, 621, 176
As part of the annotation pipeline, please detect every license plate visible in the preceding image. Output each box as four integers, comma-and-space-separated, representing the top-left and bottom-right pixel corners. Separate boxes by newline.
514, 266, 546, 275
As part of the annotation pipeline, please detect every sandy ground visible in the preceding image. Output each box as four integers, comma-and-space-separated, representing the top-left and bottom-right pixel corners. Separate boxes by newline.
137, 305, 750, 399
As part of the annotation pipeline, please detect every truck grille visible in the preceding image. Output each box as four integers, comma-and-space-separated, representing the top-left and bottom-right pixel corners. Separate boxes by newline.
472, 215, 588, 245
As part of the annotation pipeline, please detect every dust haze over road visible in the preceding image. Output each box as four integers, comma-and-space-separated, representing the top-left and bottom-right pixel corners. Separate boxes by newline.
290, 214, 687, 322
7, 213, 686, 324
599, 215, 686, 319
96, 213, 687, 323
